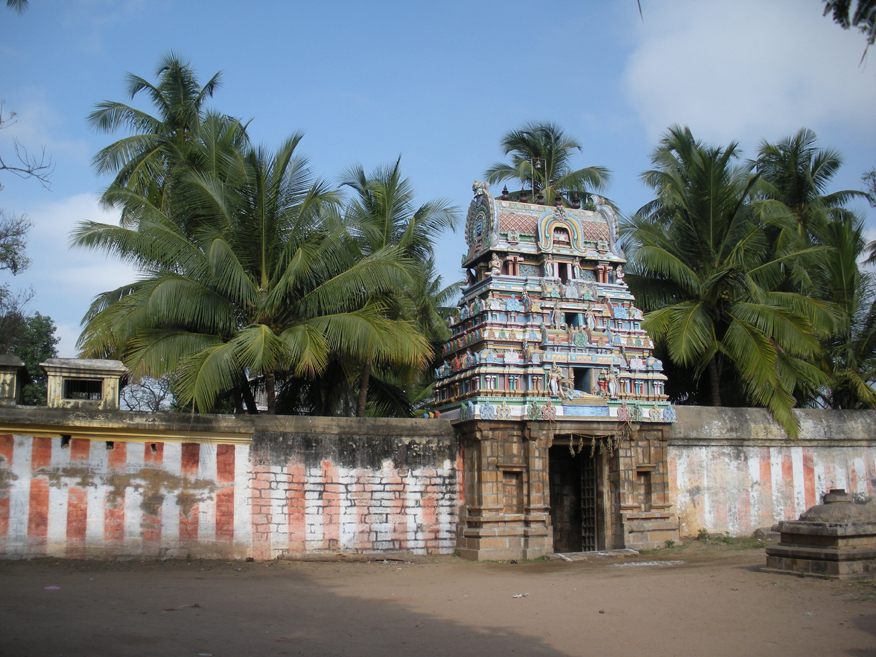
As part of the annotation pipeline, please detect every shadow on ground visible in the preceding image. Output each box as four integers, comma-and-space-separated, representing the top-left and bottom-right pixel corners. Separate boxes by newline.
0, 559, 568, 657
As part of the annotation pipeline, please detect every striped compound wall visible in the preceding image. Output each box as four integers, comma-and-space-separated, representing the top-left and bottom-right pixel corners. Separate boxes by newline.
1, 405, 874, 558
668, 407, 876, 537
0, 437, 246, 559
247, 433, 460, 560
0, 412, 459, 560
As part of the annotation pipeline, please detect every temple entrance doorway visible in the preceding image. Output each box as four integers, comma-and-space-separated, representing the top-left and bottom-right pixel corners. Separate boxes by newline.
549, 440, 601, 552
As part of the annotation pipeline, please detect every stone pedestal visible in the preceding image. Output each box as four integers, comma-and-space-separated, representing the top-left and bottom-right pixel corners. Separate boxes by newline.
765, 490, 876, 579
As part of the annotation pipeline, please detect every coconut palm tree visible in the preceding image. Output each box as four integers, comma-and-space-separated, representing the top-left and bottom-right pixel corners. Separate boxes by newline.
341, 158, 458, 261
823, 0, 876, 59
403, 257, 460, 413
810, 215, 876, 408
339, 158, 459, 416
88, 53, 240, 216
754, 128, 867, 239
752, 129, 875, 408
74, 135, 430, 414
274, 255, 459, 418
484, 122, 610, 206
621, 126, 836, 437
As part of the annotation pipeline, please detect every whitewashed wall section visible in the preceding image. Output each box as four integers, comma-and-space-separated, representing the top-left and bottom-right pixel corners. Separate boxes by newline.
0, 430, 459, 560
668, 408, 876, 537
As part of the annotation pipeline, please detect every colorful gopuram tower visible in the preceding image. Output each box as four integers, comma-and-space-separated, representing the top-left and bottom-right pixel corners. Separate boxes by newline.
433, 181, 674, 424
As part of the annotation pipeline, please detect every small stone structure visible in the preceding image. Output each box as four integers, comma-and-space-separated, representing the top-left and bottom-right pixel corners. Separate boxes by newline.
765, 490, 876, 578
41, 358, 127, 412
0, 355, 26, 406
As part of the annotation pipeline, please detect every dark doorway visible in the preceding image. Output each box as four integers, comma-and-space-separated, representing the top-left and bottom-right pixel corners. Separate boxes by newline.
572, 367, 592, 393
549, 443, 599, 552
557, 261, 570, 283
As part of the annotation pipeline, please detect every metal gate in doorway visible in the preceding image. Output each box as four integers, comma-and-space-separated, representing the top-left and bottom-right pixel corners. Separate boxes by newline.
548, 442, 598, 552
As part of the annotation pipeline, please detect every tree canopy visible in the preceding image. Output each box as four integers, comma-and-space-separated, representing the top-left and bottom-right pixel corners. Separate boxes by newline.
823, 0, 876, 57
622, 126, 840, 437
0, 306, 59, 405
78, 55, 453, 417
485, 122, 610, 207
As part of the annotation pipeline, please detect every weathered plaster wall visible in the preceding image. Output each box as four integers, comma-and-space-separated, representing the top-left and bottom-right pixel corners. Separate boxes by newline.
247, 429, 459, 559
669, 407, 876, 538
0, 408, 458, 560
2, 403, 873, 557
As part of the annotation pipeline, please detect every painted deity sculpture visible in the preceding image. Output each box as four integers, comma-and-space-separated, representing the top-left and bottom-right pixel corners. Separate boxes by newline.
543, 253, 555, 278
549, 364, 562, 397
607, 369, 619, 398
572, 257, 582, 280
489, 252, 502, 276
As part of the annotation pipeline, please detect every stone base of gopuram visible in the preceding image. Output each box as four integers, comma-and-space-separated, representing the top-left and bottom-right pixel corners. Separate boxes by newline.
454, 418, 679, 560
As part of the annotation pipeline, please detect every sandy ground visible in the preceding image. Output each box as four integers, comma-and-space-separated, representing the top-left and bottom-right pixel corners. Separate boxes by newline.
1, 542, 875, 657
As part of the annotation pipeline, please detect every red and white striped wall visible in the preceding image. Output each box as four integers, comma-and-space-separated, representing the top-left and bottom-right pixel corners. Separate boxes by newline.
248, 459, 457, 560
0, 434, 458, 559
668, 444, 876, 537
0, 435, 249, 559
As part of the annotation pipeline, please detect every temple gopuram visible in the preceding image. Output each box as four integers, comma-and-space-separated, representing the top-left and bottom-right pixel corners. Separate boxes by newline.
437, 182, 680, 560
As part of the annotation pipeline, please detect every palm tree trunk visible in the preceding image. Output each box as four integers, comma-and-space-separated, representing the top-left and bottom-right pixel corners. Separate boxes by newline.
708, 355, 722, 406
266, 371, 276, 414
344, 383, 353, 416
355, 360, 371, 418
232, 385, 244, 415
241, 382, 259, 414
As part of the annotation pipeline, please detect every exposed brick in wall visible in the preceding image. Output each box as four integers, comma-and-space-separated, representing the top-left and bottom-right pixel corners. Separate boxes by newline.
247, 431, 457, 559
0, 410, 458, 560
247, 461, 456, 559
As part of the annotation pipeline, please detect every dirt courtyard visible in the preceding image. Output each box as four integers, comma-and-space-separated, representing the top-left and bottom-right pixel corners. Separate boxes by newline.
1, 542, 875, 657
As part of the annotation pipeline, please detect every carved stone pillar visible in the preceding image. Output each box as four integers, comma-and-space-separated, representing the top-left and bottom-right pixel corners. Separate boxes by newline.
455, 420, 552, 560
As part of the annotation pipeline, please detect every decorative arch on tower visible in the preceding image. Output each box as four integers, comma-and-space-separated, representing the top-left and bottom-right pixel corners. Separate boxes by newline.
537, 208, 588, 254
464, 182, 498, 260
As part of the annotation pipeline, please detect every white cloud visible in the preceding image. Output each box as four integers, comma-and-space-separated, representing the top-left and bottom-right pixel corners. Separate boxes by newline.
8, 193, 139, 358
53, 322, 85, 359
29, 193, 115, 257
0, 93, 90, 172
623, 0, 876, 145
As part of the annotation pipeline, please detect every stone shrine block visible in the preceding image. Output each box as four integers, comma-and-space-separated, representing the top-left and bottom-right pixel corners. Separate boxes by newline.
0, 354, 26, 406
41, 358, 128, 411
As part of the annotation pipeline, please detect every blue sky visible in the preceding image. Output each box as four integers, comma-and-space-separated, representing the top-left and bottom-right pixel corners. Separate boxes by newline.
1, 0, 874, 356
